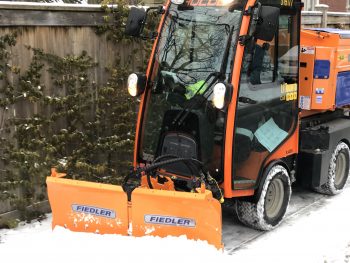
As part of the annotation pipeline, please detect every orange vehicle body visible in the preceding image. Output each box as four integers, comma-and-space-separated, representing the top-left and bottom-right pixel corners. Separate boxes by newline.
46, 0, 350, 250
299, 29, 350, 113
223, 0, 261, 198
46, 0, 298, 249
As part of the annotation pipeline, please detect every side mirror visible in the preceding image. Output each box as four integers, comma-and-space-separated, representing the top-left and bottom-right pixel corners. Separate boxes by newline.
125, 7, 146, 37
212, 82, 233, 110
254, 6, 280, 42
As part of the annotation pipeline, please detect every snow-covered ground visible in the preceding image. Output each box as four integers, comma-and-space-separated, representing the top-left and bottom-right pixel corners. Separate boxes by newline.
0, 214, 228, 262
1, 185, 350, 263
229, 186, 350, 263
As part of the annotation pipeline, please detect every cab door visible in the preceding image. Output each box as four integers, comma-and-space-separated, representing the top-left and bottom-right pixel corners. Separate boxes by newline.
232, 8, 299, 189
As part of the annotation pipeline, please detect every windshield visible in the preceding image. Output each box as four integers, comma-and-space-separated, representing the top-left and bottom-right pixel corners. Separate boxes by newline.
139, 2, 245, 179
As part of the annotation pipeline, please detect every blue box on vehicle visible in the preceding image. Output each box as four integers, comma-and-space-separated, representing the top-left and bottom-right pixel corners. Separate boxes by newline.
336, 72, 350, 107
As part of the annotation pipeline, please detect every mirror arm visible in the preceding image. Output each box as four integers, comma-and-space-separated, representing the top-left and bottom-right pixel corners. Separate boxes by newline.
248, 2, 261, 37
251, 2, 261, 22
238, 2, 261, 46
139, 5, 165, 39
242, 5, 253, 16
146, 5, 165, 14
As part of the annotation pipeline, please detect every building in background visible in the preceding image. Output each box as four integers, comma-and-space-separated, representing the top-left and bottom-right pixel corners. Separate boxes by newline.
303, 0, 350, 12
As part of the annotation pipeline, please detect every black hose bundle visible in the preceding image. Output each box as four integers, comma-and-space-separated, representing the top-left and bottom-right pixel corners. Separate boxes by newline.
122, 155, 223, 203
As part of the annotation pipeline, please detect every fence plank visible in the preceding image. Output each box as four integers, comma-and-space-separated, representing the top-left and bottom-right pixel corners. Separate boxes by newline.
0, 10, 112, 27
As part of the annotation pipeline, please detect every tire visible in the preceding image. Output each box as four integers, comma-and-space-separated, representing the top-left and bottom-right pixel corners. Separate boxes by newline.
234, 165, 291, 231
313, 142, 350, 196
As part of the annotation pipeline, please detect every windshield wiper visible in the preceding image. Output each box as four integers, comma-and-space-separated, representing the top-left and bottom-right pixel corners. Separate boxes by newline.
219, 24, 236, 75
172, 25, 236, 126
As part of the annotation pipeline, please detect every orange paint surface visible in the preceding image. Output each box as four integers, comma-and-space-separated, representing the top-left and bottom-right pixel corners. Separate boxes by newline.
300, 29, 350, 113
47, 175, 223, 248
132, 187, 222, 248
47, 176, 129, 235
223, 0, 257, 198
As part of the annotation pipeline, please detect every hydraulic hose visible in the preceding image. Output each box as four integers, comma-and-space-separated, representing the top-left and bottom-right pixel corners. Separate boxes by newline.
122, 156, 223, 203
146, 155, 201, 189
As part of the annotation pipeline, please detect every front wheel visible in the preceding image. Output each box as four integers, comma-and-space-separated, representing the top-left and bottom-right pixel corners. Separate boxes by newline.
234, 165, 291, 231
313, 142, 350, 196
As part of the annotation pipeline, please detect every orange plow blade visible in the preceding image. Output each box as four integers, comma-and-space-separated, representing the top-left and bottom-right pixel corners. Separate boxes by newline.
132, 188, 222, 248
46, 176, 129, 235
47, 174, 223, 249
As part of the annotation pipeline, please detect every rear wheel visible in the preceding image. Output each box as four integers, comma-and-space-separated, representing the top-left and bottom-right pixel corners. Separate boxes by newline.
313, 142, 350, 195
234, 165, 291, 231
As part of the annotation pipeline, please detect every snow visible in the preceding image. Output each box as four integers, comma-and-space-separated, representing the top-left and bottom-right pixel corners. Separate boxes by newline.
0, 215, 229, 263
230, 187, 350, 262
1, 186, 350, 263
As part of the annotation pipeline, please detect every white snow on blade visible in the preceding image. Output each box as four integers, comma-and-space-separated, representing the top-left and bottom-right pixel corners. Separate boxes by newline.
127, 222, 133, 235
1, 186, 350, 262
144, 226, 155, 235
72, 212, 100, 224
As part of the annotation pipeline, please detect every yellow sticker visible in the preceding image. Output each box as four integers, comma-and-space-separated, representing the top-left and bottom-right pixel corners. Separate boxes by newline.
293, 92, 298, 100
281, 0, 293, 7
285, 92, 298, 101
281, 83, 297, 93
281, 83, 297, 101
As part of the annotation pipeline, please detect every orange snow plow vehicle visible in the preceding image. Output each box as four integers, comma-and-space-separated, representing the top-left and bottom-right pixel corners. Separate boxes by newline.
47, 0, 350, 249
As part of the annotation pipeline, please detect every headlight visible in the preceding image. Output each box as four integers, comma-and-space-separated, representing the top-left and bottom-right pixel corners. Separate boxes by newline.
127, 73, 146, 97
213, 83, 227, 110
128, 73, 138, 97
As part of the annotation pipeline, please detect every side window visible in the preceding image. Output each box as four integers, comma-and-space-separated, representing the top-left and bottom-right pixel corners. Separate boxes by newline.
242, 38, 276, 85
242, 14, 298, 87
278, 15, 298, 84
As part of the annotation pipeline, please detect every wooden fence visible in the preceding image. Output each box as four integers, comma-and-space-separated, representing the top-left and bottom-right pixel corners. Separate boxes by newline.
0, 1, 349, 224
303, 10, 350, 29
0, 2, 145, 224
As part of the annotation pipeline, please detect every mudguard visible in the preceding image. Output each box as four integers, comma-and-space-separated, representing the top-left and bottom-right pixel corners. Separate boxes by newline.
46, 171, 223, 249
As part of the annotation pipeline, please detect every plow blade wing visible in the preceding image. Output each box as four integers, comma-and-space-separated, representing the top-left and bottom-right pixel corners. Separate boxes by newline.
132, 188, 223, 249
47, 177, 129, 235
47, 174, 222, 248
